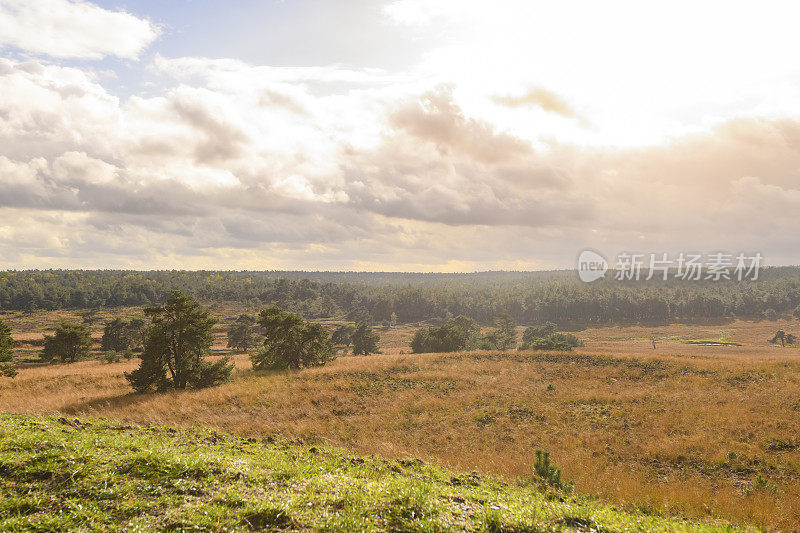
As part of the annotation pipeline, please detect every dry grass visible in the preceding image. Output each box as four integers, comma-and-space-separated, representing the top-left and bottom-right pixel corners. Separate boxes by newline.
2, 312, 800, 529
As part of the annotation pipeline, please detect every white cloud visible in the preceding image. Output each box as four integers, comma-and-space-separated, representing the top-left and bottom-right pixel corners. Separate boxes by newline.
2, 2, 800, 270
384, 0, 800, 148
0, 0, 158, 60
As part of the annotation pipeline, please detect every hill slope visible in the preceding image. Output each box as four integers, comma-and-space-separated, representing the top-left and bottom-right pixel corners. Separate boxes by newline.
0, 414, 741, 532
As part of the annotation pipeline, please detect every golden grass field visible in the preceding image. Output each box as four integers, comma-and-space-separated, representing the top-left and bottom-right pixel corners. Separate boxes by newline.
2, 307, 800, 530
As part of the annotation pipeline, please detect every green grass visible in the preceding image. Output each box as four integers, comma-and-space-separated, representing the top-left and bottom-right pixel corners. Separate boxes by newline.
0, 414, 745, 532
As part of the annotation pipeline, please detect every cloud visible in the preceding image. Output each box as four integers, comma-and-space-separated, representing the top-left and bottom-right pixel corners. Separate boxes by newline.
2, 52, 800, 269
0, 0, 158, 60
390, 87, 535, 164
492, 88, 584, 122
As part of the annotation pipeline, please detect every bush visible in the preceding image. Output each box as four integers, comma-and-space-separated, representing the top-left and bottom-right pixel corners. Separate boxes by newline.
331, 325, 355, 350
188, 357, 236, 388
520, 324, 583, 351
522, 322, 557, 344
533, 449, 573, 493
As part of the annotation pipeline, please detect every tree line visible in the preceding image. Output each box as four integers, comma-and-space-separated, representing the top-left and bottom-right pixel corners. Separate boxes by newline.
3, 269, 800, 325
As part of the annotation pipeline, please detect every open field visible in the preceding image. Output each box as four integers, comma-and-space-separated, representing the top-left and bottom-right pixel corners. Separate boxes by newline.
0, 413, 739, 532
2, 312, 800, 529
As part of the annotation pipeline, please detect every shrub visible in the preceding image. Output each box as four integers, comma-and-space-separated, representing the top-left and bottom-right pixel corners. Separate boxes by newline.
520, 324, 583, 351
101, 317, 146, 353
533, 449, 573, 493
522, 322, 557, 344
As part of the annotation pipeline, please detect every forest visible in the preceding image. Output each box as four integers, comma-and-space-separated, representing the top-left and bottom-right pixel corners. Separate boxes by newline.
1, 268, 800, 325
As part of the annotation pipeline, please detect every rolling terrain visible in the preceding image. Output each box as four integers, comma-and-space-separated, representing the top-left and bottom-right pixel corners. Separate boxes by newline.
2, 310, 799, 529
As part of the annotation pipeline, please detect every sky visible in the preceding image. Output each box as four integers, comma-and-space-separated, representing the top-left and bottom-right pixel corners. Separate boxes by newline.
1, 0, 800, 271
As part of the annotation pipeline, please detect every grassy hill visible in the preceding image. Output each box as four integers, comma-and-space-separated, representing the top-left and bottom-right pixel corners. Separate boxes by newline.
0, 414, 740, 532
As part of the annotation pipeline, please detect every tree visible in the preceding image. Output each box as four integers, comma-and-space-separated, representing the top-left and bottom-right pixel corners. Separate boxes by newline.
481, 313, 517, 350
42, 323, 92, 363
102, 318, 130, 352
520, 323, 582, 351
0, 320, 17, 378
410, 328, 432, 353
125, 291, 233, 392
251, 306, 334, 370
769, 330, 796, 347
331, 325, 355, 348
346, 307, 373, 326
352, 322, 380, 356
410, 315, 479, 353
522, 322, 557, 344
770, 330, 787, 347
227, 314, 258, 353
126, 318, 146, 351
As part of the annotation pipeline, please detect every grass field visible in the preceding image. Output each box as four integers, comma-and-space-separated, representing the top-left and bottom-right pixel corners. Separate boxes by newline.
2, 309, 800, 529
0, 413, 741, 532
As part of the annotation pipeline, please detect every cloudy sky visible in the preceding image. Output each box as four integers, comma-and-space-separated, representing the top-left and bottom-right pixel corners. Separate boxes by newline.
1, 0, 800, 271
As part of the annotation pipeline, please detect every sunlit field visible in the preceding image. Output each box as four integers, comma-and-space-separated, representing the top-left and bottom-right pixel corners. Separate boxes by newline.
2, 308, 799, 529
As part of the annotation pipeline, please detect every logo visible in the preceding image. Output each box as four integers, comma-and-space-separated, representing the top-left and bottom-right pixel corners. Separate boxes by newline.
577, 250, 608, 282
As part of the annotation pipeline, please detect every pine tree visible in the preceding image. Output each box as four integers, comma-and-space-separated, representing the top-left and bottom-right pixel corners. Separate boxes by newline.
42, 323, 92, 363
126, 291, 232, 392
351, 322, 380, 356
0, 320, 17, 378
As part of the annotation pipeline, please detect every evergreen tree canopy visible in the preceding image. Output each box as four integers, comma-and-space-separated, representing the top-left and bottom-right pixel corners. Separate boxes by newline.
42, 323, 92, 363
251, 306, 334, 370
0, 320, 16, 378
126, 291, 232, 392
351, 322, 380, 356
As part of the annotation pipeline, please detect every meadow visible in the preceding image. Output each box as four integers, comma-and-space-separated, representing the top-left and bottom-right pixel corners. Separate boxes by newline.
0, 413, 738, 531
2, 308, 800, 530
